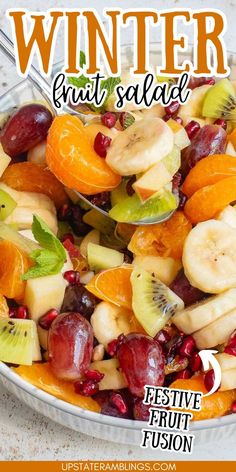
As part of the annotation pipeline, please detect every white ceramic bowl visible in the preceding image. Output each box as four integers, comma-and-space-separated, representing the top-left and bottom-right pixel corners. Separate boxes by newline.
1, 44, 236, 446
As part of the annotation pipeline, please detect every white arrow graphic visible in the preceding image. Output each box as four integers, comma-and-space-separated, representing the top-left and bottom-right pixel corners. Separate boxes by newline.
198, 350, 222, 396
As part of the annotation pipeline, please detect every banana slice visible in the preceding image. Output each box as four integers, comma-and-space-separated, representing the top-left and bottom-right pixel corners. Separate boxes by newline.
215, 353, 236, 371
106, 118, 174, 176
90, 358, 127, 390
5, 207, 58, 234
178, 85, 211, 125
90, 301, 132, 349
0, 183, 56, 213
172, 289, 236, 334
220, 369, 236, 391
193, 308, 236, 349
183, 220, 236, 293
218, 205, 236, 229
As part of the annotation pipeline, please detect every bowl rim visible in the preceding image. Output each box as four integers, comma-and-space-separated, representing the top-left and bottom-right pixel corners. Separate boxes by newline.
1, 43, 236, 434
1, 361, 235, 432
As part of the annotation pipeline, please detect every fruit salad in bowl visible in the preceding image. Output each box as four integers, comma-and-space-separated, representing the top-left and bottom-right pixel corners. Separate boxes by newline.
2, 62, 236, 444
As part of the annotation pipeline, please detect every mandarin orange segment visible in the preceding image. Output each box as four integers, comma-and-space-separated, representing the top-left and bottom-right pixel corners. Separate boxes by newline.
0, 294, 9, 317
228, 127, 236, 150
14, 363, 100, 413
170, 375, 236, 421
182, 154, 236, 198
86, 266, 133, 309
184, 176, 236, 224
0, 240, 31, 300
128, 211, 192, 260
1, 162, 69, 209
46, 115, 121, 195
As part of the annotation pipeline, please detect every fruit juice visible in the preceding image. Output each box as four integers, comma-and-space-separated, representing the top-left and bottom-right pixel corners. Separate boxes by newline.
1, 73, 236, 420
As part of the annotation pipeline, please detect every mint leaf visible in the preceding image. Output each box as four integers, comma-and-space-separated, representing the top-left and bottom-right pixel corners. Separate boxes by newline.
22, 216, 67, 280
101, 77, 121, 98
68, 75, 91, 89
80, 51, 86, 68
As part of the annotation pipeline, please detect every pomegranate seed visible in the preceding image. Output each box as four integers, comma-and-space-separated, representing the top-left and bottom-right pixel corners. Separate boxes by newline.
58, 204, 72, 221
172, 172, 182, 191
61, 233, 74, 244
119, 112, 135, 129
163, 114, 171, 122
74, 379, 99, 396
39, 309, 59, 330
101, 112, 116, 128
9, 307, 17, 318
16, 305, 28, 319
174, 368, 191, 380
164, 101, 180, 116
185, 120, 200, 140
107, 334, 125, 357
224, 346, 236, 357
214, 118, 227, 130
62, 238, 80, 259
179, 336, 196, 358
178, 191, 187, 211
154, 329, 171, 345
227, 330, 236, 348
204, 369, 215, 392
231, 400, 236, 413
84, 369, 104, 382
205, 78, 215, 86
174, 116, 183, 125
110, 392, 128, 414
63, 270, 80, 285
190, 351, 202, 372
94, 132, 111, 158
126, 176, 136, 196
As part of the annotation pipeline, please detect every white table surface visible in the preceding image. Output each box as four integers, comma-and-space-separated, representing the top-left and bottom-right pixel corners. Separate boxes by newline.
1, 0, 236, 461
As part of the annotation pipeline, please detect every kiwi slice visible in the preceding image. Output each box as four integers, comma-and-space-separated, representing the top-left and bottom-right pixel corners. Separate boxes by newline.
0, 188, 17, 221
0, 317, 41, 365
111, 179, 129, 207
87, 242, 124, 272
202, 79, 236, 120
131, 270, 184, 337
109, 187, 177, 223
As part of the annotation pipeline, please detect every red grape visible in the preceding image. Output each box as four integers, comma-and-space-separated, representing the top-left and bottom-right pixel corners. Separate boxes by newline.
61, 285, 98, 320
181, 125, 226, 177
117, 333, 165, 397
169, 269, 206, 306
48, 312, 93, 380
1, 104, 53, 157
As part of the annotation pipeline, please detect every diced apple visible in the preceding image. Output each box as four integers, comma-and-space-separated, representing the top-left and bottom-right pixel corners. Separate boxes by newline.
132, 255, 182, 286
80, 229, 100, 258
167, 119, 190, 150
32, 321, 42, 361
178, 85, 211, 124
215, 353, 236, 371
133, 162, 172, 201
90, 358, 127, 390
220, 369, 236, 391
37, 325, 48, 351
0, 144, 11, 177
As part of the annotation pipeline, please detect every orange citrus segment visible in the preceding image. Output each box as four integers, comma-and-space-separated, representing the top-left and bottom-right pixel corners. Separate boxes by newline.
184, 176, 236, 224
0, 240, 32, 300
228, 127, 236, 150
170, 375, 236, 421
1, 162, 69, 209
14, 363, 100, 413
85, 123, 118, 143
182, 154, 236, 198
86, 266, 133, 309
128, 211, 192, 260
0, 294, 9, 317
46, 115, 121, 195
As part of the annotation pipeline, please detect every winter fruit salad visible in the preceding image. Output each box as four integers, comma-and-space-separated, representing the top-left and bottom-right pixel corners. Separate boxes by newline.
1, 76, 236, 422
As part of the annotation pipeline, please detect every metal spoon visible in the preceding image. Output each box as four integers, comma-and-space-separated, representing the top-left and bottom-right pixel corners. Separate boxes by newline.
0, 28, 176, 225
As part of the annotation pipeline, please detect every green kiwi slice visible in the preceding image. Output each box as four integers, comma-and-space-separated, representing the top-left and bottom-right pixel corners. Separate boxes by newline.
131, 270, 184, 337
202, 79, 236, 120
0, 317, 40, 365
0, 188, 17, 221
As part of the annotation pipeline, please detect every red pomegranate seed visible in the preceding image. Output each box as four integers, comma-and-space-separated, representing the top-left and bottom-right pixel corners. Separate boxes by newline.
214, 118, 227, 130
16, 305, 28, 319
101, 112, 116, 128
174, 116, 183, 125
224, 346, 236, 357
205, 78, 215, 86
164, 101, 180, 116
154, 329, 171, 345
204, 369, 215, 392
162, 114, 171, 122
174, 368, 191, 380
58, 204, 72, 221
74, 379, 99, 396
179, 336, 196, 358
190, 351, 202, 372
61, 233, 74, 244
126, 176, 136, 196
39, 309, 59, 330
110, 392, 128, 414
63, 270, 80, 285
227, 330, 236, 348
62, 239, 80, 259
107, 334, 125, 357
9, 307, 17, 318
185, 120, 200, 140
119, 112, 135, 129
94, 132, 112, 158
231, 400, 236, 413
84, 369, 104, 382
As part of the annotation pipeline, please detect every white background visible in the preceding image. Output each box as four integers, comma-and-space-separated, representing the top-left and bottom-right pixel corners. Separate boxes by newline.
0, 0, 236, 461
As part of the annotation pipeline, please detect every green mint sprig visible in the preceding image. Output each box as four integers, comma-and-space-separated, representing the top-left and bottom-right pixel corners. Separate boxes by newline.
22, 215, 66, 280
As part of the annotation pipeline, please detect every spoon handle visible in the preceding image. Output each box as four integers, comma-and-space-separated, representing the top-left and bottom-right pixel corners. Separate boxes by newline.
0, 28, 52, 101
